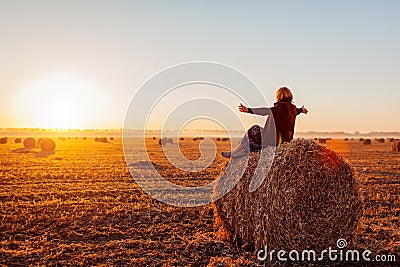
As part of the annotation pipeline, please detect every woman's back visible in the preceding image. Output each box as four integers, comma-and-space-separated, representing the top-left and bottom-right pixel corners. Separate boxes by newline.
271, 100, 298, 144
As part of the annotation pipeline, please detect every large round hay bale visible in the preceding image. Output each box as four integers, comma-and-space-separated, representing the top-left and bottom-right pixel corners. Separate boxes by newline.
214, 140, 362, 251
40, 138, 56, 152
359, 138, 364, 141
0, 137, 7, 144
23, 138, 36, 148
95, 137, 99, 142
363, 139, 371, 145
15, 138, 22, 144
376, 138, 385, 143
100, 137, 107, 143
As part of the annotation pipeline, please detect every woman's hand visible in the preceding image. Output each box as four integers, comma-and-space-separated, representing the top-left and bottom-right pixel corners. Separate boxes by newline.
238, 103, 248, 113
302, 106, 308, 114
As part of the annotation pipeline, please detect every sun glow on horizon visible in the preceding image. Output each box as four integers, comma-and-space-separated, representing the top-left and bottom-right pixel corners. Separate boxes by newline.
15, 75, 106, 129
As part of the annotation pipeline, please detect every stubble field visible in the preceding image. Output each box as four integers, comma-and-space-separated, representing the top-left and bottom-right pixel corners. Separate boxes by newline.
0, 137, 399, 266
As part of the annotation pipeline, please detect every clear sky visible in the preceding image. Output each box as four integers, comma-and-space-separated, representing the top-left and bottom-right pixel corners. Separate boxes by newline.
0, 0, 399, 132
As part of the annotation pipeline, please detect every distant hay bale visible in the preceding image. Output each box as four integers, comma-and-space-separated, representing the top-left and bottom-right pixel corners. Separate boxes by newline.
221, 138, 229, 142
363, 139, 371, 145
344, 138, 349, 141
40, 138, 56, 152
193, 137, 198, 141
23, 138, 36, 148
14, 138, 22, 144
94, 137, 108, 142
152, 137, 156, 140
0, 137, 7, 144
392, 140, 400, 152
83, 137, 87, 140
216, 138, 221, 141
158, 137, 173, 145
59, 137, 66, 141
359, 138, 364, 141
387, 138, 394, 142
376, 138, 385, 143
110, 137, 114, 141
318, 138, 326, 144
326, 137, 332, 140
214, 140, 362, 251
313, 138, 318, 141
180, 137, 184, 141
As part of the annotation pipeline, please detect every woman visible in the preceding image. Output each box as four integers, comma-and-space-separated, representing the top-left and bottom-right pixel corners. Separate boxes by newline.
222, 87, 308, 158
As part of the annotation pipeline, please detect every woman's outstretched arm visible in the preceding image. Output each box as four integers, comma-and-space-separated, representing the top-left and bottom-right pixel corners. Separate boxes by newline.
298, 106, 308, 114
238, 103, 273, 116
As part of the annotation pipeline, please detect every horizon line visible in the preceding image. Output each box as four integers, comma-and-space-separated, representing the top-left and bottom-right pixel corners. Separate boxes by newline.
1, 127, 400, 135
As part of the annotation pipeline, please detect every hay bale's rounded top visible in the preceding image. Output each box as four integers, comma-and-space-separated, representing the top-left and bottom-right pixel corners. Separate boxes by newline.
214, 139, 362, 252
40, 138, 56, 152
23, 138, 36, 148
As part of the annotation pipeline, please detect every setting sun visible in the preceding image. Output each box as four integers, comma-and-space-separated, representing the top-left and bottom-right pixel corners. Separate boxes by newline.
16, 75, 105, 129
